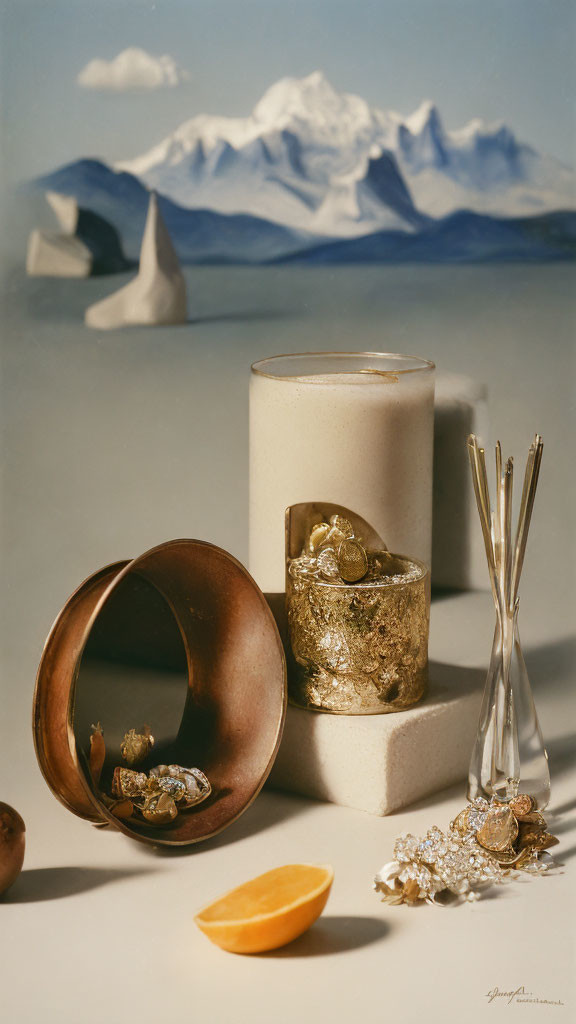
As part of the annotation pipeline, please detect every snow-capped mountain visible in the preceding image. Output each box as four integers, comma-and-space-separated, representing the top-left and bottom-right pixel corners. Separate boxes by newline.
118, 73, 424, 236
117, 71, 575, 234
390, 99, 574, 218
30, 71, 576, 265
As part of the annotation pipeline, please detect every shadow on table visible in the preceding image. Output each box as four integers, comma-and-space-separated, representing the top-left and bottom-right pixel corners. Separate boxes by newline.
2, 865, 156, 903
553, 796, 576, 817
430, 586, 467, 603
427, 660, 484, 704
525, 635, 576, 693
546, 731, 576, 781
137, 789, 318, 858
258, 915, 391, 958
546, 733, 576, 850
555, 843, 576, 864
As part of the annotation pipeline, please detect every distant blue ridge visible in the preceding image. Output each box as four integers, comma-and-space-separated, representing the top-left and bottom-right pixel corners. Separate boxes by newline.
30, 158, 576, 265
31, 159, 313, 264
278, 210, 576, 264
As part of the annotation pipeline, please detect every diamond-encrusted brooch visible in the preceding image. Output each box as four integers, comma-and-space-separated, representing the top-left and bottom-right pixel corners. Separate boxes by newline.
374, 796, 559, 906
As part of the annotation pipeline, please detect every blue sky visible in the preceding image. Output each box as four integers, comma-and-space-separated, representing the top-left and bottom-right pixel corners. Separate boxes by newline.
1, 0, 574, 182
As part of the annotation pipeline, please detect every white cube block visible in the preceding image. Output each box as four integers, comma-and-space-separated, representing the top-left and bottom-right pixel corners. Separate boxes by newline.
267, 662, 483, 815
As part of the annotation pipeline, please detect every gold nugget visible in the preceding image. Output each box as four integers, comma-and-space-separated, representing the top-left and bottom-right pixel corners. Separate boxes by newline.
308, 522, 331, 554
120, 725, 154, 766
327, 515, 354, 542
141, 791, 178, 825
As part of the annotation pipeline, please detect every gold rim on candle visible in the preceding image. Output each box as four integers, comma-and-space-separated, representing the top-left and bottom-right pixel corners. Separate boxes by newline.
251, 352, 436, 382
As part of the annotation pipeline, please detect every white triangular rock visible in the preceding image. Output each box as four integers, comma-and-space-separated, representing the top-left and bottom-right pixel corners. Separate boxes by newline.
85, 192, 187, 329
26, 229, 92, 277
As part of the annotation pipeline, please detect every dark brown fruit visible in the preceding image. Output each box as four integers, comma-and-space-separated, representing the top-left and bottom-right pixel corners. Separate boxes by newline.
0, 802, 25, 896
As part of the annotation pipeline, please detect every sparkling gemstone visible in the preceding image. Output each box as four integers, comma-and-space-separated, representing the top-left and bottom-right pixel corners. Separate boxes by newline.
394, 834, 419, 863
418, 838, 438, 864
467, 807, 488, 832
316, 547, 340, 579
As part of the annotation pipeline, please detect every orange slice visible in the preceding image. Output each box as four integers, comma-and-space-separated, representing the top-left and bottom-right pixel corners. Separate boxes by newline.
194, 863, 334, 954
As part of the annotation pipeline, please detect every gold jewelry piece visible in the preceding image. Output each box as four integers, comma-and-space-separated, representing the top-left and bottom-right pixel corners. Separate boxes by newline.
326, 514, 355, 545
141, 791, 178, 825
475, 803, 519, 853
150, 775, 187, 801
509, 794, 534, 818
308, 523, 332, 554
112, 767, 148, 800
374, 795, 558, 906
149, 765, 212, 808
337, 538, 368, 583
120, 725, 154, 766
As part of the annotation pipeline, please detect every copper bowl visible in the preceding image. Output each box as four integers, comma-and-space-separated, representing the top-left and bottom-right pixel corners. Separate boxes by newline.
33, 539, 286, 846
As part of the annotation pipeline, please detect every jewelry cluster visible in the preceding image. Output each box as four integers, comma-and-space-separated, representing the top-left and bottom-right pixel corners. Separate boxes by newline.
89, 723, 211, 826
291, 514, 375, 584
374, 795, 558, 906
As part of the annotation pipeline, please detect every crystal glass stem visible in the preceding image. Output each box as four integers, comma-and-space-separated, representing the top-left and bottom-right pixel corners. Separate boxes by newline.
467, 602, 550, 809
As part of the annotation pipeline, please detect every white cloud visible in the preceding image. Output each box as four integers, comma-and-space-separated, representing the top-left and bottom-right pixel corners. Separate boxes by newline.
77, 47, 188, 92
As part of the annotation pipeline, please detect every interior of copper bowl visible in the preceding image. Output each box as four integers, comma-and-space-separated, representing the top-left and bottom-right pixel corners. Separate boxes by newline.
73, 540, 286, 845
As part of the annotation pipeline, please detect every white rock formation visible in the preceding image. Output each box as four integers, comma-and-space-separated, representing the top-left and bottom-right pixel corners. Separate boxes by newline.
26, 229, 92, 277
45, 191, 79, 234
85, 192, 187, 329
27, 191, 92, 277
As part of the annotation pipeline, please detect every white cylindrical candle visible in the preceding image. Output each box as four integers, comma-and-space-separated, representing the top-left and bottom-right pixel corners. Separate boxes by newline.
249, 352, 435, 594
433, 373, 489, 590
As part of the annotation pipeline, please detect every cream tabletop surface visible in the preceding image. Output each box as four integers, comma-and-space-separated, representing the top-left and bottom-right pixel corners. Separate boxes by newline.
1, 262, 575, 1023
1, 584, 574, 1024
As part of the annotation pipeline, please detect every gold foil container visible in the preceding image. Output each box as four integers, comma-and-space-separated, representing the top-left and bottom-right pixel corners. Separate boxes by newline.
33, 539, 286, 846
285, 503, 430, 714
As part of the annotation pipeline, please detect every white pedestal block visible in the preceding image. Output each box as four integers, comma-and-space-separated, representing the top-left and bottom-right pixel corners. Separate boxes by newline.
268, 661, 483, 815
